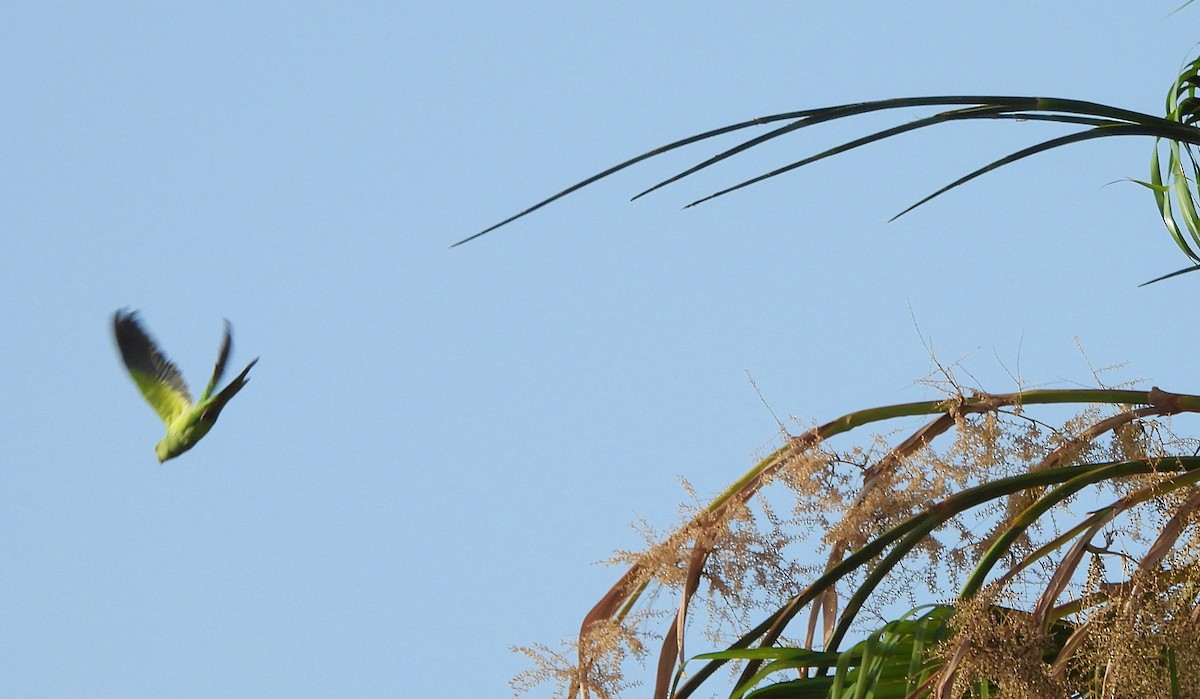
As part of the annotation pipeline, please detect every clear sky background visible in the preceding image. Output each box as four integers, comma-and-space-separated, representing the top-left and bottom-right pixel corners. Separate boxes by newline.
2, 3, 1197, 697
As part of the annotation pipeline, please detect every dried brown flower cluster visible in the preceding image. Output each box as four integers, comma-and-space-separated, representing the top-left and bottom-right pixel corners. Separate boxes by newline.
514, 383, 1200, 698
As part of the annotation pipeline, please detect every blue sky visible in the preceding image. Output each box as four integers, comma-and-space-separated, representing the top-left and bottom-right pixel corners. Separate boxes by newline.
1, 3, 1197, 697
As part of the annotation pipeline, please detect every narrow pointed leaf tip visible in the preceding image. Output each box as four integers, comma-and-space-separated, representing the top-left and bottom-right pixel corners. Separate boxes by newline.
455, 92, 1200, 283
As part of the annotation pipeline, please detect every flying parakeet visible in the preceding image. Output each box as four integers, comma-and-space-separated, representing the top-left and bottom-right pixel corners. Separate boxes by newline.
113, 309, 259, 462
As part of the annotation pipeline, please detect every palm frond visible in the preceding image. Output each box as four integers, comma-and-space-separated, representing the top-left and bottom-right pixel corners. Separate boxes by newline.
458, 81, 1200, 286
459, 95, 1200, 248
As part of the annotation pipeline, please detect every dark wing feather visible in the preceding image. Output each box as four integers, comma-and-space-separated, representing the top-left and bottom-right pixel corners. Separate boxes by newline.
201, 320, 233, 401
113, 309, 193, 423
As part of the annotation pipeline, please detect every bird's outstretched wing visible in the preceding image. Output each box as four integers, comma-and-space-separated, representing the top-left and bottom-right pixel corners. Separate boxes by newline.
113, 310, 193, 425
200, 320, 233, 402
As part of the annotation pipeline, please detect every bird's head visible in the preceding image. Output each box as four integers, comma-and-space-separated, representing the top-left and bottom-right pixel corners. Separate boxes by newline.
156, 435, 198, 462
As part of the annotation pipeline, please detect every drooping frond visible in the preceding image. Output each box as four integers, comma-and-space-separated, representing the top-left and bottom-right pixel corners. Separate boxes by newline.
456, 93, 1200, 283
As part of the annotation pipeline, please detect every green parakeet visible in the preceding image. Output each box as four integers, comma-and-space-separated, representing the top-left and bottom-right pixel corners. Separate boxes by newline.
113, 309, 259, 462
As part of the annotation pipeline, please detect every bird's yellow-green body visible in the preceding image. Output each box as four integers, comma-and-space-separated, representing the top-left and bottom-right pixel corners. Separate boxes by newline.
155, 409, 218, 462
113, 310, 258, 462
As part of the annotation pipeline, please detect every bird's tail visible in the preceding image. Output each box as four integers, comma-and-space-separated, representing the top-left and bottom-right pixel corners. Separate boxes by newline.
209, 358, 259, 412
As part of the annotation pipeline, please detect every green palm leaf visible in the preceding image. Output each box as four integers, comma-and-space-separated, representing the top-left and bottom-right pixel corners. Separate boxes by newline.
458, 66, 1200, 284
